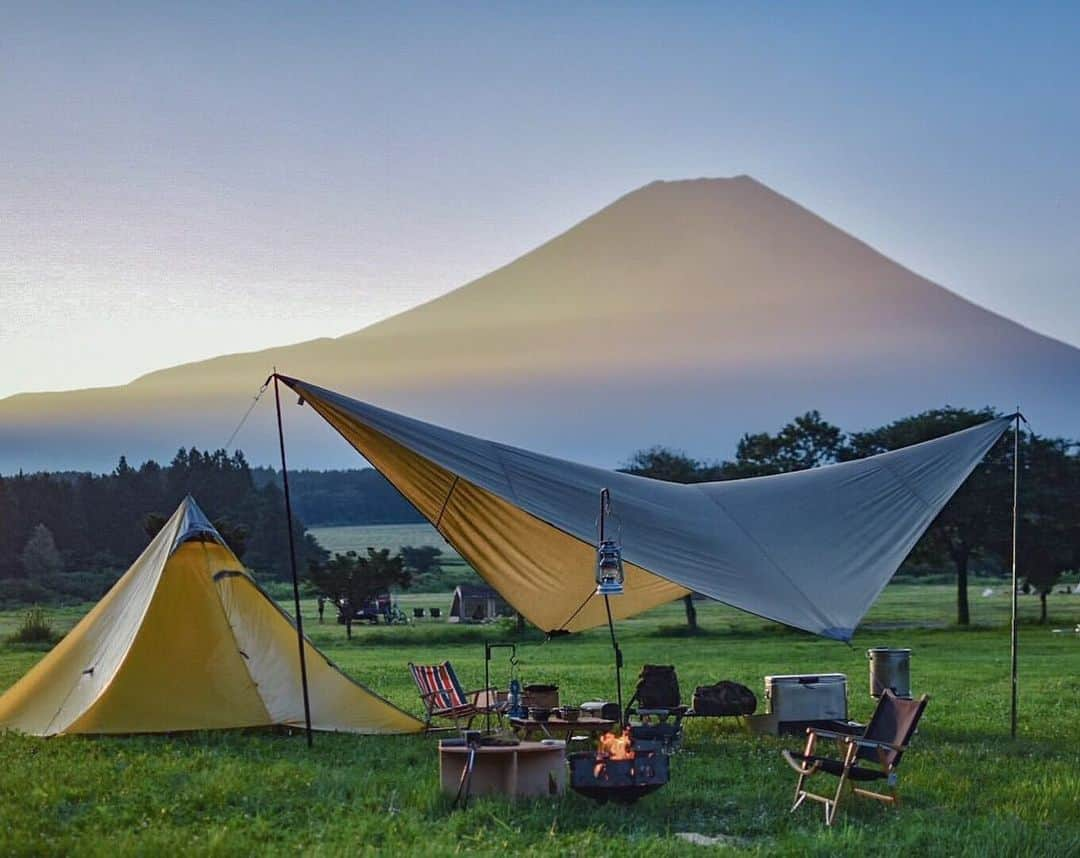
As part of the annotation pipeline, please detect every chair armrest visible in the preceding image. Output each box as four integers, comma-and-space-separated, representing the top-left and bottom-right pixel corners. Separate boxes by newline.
805, 728, 849, 741
846, 736, 905, 752
807, 728, 904, 752
414, 687, 462, 704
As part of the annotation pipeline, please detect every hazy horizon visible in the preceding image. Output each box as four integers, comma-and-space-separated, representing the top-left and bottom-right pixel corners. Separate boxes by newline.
4, 4, 1080, 401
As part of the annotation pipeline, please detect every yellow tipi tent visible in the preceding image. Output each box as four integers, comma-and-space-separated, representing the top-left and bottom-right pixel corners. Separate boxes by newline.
0, 496, 422, 736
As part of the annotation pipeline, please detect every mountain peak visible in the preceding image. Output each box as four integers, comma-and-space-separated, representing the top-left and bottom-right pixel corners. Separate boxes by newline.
1, 178, 1077, 473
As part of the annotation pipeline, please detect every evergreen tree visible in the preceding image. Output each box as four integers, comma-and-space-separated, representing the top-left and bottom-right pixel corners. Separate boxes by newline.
20, 523, 64, 578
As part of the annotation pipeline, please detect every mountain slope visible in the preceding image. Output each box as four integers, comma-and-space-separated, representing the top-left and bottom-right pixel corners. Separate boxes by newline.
3, 176, 1078, 472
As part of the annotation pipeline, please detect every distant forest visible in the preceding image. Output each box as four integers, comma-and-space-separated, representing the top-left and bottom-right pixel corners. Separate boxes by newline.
0, 457, 424, 597
250, 467, 424, 526
0, 449, 328, 605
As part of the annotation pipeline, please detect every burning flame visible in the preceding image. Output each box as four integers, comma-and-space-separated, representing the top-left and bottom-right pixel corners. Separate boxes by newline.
594, 731, 634, 778
597, 731, 634, 760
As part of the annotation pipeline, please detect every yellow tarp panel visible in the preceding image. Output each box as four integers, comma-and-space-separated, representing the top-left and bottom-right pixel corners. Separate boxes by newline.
302, 390, 688, 632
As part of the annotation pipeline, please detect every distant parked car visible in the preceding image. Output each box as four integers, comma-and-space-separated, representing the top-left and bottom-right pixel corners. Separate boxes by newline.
336, 594, 407, 625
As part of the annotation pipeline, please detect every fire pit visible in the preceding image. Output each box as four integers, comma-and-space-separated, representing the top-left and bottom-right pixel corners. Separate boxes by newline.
568, 731, 670, 804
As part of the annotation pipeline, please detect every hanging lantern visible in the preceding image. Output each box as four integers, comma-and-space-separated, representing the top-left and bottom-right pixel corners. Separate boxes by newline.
595, 539, 625, 596
595, 488, 624, 596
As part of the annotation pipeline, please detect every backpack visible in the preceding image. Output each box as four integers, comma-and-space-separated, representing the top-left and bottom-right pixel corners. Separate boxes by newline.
693, 681, 757, 716
630, 664, 681, 710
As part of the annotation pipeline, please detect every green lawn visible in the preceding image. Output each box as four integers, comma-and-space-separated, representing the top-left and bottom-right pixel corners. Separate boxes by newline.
1, 585, 1078, 856
308, 523, 462, 561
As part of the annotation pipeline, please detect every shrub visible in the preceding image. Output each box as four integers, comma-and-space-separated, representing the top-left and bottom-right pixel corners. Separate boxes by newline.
7, 606, 60, 644
41, 570, 120, 602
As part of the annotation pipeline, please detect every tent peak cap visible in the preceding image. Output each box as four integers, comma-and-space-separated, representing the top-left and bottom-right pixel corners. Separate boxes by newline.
172, 495, 227, 553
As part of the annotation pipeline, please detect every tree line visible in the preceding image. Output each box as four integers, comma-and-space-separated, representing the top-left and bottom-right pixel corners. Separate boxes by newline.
0, 448, 326, 603
250, 467, 424, 526
3, 405, 1076, 626
623, 407, 1080, 625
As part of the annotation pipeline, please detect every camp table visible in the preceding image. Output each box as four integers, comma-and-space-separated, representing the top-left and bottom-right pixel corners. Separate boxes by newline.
509, 715, 616, 742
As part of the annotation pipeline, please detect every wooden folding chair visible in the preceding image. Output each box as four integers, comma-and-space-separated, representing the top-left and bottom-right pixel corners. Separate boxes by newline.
781, 690, 929, 825
408, 661, 490, 732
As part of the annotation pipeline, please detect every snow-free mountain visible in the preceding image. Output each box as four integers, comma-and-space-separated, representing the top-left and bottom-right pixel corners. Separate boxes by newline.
4, 176, 1078, 472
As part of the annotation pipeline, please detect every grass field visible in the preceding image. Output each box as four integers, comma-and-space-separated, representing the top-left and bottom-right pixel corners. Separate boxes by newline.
308, 523, 462, 561
307, 523, 479, 593
1, 585, 1078, 856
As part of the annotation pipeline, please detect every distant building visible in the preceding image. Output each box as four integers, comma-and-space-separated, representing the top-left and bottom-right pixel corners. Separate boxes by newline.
448, 584, 512, 623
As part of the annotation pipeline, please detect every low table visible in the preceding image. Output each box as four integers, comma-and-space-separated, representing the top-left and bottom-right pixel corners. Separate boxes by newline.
439, 740, 566, 799
509, 716, 616, 741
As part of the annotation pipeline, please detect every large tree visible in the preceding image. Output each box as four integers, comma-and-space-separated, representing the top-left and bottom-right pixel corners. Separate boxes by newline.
306, 548, 411, 638
399, 545, 443, 577
724, 410, 845, 478
622, 447, 703, 483
1006, 435, 1080, 624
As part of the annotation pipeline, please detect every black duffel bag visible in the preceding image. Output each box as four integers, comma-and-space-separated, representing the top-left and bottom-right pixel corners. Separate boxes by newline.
693, 680, 757, 716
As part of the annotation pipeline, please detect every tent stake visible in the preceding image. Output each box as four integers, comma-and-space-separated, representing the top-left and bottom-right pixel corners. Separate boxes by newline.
273, 371, 314, 747
1010, 409, 1020, 739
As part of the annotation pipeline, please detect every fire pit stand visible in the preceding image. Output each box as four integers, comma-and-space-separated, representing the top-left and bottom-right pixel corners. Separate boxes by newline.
568, 738, 670, 804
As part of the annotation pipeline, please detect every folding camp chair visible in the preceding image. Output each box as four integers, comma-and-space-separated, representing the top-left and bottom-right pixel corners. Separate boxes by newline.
781, 690, 929, 825
408, 661, 492, 731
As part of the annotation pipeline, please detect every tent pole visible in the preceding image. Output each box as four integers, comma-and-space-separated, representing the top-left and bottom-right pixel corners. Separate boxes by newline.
1010, 409, 1020, 739
603, 595, 625, 729
273, 372, 314, 747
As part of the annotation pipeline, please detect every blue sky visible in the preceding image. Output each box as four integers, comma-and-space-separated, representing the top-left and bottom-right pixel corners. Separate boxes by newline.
3, 2, 1078, 399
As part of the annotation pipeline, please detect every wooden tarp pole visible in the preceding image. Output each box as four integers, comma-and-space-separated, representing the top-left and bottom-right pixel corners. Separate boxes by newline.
273, 371, 314, 747
1010, 409, 1020, 739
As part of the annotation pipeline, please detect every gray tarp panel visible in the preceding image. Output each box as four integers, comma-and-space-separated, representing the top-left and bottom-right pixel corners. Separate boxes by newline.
283, 376, 1010, 640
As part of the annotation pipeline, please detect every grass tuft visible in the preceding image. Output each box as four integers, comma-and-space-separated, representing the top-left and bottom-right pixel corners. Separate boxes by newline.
5, 605, 60, 645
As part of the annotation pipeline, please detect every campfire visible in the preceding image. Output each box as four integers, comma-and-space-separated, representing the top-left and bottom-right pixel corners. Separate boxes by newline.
594, 731, 634, 777
569, 728, 669, 804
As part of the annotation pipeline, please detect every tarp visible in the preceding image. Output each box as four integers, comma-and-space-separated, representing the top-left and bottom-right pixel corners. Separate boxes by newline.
0, 496, 422, 736
280, 376, 1011, 640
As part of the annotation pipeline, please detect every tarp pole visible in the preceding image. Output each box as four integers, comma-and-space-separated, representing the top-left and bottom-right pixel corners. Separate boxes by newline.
273, 371, 314, 747
1010, 410, 1021, 739
597, 488, 625, 728
604, 595, 625, 729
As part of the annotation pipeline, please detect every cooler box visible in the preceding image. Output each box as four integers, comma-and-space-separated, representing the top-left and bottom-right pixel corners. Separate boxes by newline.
764, 674, 848, 722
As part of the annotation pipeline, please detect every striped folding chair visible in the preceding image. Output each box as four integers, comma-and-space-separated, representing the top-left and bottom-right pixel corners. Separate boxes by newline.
409, 662, 488, 731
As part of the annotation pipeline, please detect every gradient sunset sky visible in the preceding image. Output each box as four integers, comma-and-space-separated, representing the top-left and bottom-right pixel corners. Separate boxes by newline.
3, 2, 1078, 400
